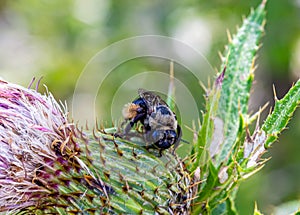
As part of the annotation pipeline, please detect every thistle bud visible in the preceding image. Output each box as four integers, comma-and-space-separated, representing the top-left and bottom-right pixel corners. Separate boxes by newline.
0, 79, 192, 214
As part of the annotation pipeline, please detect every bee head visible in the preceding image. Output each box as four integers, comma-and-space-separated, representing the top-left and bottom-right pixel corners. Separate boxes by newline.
122, 103, 140, 120
150, 129, 177, 149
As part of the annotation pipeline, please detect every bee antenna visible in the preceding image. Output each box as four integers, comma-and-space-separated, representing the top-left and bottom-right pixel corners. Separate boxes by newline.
180, 139, 190, 144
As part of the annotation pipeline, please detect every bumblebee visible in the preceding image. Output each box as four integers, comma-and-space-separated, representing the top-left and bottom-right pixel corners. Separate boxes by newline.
122, 88, 182, 151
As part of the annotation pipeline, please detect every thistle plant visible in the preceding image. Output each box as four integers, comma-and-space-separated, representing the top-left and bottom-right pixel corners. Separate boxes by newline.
1, 0, 300, 214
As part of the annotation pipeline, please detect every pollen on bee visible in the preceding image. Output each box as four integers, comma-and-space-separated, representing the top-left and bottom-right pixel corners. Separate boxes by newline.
122, 103, 140, 119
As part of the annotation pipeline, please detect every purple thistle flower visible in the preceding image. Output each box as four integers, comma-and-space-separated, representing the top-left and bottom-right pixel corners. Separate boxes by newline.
0, 79, 69, 212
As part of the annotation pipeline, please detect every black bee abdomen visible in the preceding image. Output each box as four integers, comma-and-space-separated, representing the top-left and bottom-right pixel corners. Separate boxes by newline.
151, 130, 177, 149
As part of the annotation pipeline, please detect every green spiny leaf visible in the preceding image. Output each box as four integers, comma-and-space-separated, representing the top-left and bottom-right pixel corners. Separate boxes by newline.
190, 68, 225, 172
215, 1, 266, 165
262, 79, 300, 147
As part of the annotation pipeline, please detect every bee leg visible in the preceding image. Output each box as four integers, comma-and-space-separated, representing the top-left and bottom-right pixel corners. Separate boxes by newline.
172, 125, 182, 155
124, 121, 134, 134
113, 132, 122, 138
172, 141, 181, 155
158, 149, 163, 157
124, 112, 146, 133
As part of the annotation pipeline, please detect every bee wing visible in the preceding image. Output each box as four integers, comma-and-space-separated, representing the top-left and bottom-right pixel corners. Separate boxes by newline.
138, 88, 167, 108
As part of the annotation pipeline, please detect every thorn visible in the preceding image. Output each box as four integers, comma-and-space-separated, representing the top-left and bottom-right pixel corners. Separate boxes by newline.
224, 45, 228, 52
85, 120, 89, 130
199, 81, 207, 93
218, 51, 224, 60
184, 124, 195, 133
190, 199, 204, 207
226, 29, 232, 43
254, 201, 259, 211
225, 50, 230, 63
198, 118, 201, 129
154, 186, 159, 195
268, 106, 273, 115
100, 123, 105, 132
291, 81, 296, 88
207, 77, 211, 89
261, 20, 267, 30
251, 64, 258, 74
237, 99, 241, 113
113, 141, 123, 156
95, 118, 101, 132
122, 180, 130, 193
184, 195, 199, 203
138, 189, 145, 197
272, 84, 278, 101
167, 60, 175, 108
249, 102, 269, 123
92, 128, 100, 141
151, 165, 158, 174
98, 139, 105, 151
215, 66, 226, 87
251, 57, 256, 69
132, 147, 137, 158
184, 154, 196, 166
255, 109, 261, 130
74, 121, 80, 136
246, 126, 252, 142
200, 110, 205, 117
119, 173, 124, 182
181, 155, 191, 164
261, 102, 269, 112
100, 152, 106, 165
80, 126, 88, 142
214, 67, 219, 74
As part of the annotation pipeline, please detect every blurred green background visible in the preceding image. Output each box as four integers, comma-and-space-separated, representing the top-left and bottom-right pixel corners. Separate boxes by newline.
0, 0, 300, 214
